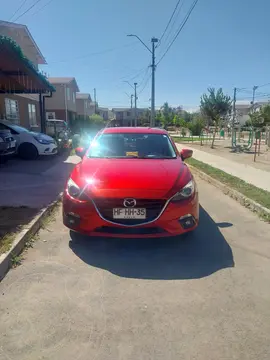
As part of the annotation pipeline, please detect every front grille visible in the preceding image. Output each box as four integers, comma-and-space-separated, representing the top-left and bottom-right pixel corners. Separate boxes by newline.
95, 226, 166, 235
93, 198, 167, 225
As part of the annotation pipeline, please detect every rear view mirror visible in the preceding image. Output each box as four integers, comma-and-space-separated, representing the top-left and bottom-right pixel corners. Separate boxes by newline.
180, 148, 193, 161
75, 147, 86, 159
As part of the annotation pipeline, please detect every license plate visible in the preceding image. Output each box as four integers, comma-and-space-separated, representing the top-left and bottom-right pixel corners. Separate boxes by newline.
113, 208, 146, 219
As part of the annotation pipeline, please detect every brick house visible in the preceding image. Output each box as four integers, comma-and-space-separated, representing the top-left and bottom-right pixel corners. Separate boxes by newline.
45, 77, 80, 126
0, 21, 48, 130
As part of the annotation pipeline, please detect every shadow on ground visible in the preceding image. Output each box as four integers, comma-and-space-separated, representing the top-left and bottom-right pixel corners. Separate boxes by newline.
0, 151, 72, 175
69, 206, 234, 280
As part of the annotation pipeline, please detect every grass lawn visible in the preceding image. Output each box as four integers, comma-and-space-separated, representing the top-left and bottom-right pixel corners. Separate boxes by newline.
0, 207, 38, 255
186, 157, 270, 214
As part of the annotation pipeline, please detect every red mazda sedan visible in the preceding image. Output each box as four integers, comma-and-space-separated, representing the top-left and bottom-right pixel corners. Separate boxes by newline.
63, 127, 199, 238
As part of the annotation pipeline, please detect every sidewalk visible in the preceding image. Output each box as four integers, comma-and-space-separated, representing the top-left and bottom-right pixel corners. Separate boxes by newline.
176, 144, 270, 192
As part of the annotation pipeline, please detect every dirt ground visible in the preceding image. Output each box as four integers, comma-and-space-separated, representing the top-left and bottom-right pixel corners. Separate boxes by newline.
177, 138, 270, 172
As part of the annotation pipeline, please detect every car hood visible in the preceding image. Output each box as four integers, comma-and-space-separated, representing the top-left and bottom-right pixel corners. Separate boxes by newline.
72, 157, 192, 199
30, 131, 54, 141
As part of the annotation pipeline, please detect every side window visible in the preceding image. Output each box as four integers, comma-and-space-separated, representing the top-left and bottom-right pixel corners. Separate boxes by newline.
5, 98, 20, 123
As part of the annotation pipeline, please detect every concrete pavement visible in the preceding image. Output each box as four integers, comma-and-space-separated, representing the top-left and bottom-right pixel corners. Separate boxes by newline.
1, 177, 270, 360
177, 144, 270, 192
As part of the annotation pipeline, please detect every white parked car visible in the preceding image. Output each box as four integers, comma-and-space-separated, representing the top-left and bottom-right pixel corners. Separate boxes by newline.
0, 120, 58, 160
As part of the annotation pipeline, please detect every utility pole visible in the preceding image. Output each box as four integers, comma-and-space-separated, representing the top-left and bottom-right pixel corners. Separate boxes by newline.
134, 82, 138, 127
151, 37, 158, 127
127, 34, 159, 127
94, 88, 97, 114
252, 85, 258, 111
130, 94, 134, 127
231, 87, 237, 147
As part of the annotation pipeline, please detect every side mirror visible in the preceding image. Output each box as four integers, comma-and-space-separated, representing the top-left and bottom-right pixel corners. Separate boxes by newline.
180, 148, 193, 161
75, 147, 86, 159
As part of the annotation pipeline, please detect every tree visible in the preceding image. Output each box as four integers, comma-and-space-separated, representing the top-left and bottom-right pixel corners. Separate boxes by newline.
200, 88, 232, 148
247, 104, 270, 129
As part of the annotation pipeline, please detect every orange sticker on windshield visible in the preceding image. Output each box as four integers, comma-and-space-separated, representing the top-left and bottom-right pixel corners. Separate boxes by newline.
126, 151, 138, 157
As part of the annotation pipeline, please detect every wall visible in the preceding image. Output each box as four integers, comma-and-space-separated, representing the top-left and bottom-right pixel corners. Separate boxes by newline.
45, 83, 77, 113
0, 94, 41, 130
0, 26, 39, 69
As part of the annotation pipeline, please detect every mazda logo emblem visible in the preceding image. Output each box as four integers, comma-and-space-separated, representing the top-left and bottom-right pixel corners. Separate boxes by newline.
123, 198, 136, 208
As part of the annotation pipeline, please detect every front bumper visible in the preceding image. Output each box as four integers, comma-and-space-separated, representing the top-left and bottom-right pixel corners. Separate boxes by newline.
0, 142, 16, 157
38, 143, 58, 156
63, 192, 199, 238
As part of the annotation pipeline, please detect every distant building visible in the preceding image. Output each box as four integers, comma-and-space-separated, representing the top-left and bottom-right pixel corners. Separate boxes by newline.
45, 77, 79, 125
76, 93, 95, 120
112, 108, 149, 126
234, 101, 269, 125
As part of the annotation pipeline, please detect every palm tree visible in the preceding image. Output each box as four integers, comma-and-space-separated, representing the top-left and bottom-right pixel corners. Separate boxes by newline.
200, 88, 232, 148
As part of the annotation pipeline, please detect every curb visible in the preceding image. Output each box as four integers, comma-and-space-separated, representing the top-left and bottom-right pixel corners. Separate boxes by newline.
0, 193, 63, 281
189, 165, 270, 221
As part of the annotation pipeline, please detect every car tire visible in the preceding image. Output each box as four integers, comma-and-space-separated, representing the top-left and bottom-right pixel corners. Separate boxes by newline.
0, 156, 8, 164
18, 143, 39, 160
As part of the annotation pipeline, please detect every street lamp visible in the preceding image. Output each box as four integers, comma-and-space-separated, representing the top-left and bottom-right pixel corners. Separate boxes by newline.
127, 34, 158, 127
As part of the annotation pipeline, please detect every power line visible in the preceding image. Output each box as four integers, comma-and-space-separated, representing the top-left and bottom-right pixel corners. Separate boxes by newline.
159, 0, 186, 52
137, 66, 151, 87
49, 41, 138, 64
158, 0, 183, 45
257, 82, 270, 88
30, 0, 54, 17
12, 0, 43, 22
9, 0, 28, 21
138, 73, 151, 95
157, 0, 199, 66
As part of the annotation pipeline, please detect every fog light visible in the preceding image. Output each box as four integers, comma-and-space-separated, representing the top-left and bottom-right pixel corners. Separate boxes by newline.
66, 212, 81, 227
179, 214, 196, 229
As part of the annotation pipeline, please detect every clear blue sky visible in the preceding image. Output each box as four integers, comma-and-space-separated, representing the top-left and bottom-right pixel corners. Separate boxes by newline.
2, 0, 270, 110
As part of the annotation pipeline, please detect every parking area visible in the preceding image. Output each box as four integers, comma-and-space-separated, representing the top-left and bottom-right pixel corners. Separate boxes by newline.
0, 153, 79, 208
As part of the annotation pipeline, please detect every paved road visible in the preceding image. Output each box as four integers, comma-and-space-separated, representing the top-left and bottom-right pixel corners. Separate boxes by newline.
1, 178, 270, 360
0, 154, 79, 208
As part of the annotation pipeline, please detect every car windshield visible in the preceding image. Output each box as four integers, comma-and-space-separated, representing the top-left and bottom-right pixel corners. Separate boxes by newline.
87, 133, 177, 159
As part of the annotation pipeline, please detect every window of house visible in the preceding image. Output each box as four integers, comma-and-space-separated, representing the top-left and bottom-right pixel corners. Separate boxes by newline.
28, 104, 37, 127
72, 92, 75, 103
5, 98, 20, 123
127, 112, 131, 116
66, 87, 71, 101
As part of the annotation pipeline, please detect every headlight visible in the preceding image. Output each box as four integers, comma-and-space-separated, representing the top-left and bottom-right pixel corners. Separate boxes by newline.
67, 178, 81, 198
33, 136, 51, 145
171, 180, 195, 202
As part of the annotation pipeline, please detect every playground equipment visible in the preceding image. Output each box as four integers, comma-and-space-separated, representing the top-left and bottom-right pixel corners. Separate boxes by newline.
231, 127, 254, 150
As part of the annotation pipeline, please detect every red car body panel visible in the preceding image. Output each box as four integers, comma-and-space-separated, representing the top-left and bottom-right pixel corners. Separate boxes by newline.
63, 127, 199, 238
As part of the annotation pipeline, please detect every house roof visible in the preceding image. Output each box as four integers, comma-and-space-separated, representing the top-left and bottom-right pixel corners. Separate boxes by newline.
76, 92, 92, 100
48, 77, 80, 92
0, 20, 46, 65
0, 36, 55, 94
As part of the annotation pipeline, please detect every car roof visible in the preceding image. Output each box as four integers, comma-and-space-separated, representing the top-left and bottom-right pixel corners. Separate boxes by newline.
100, 127, 168, 135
